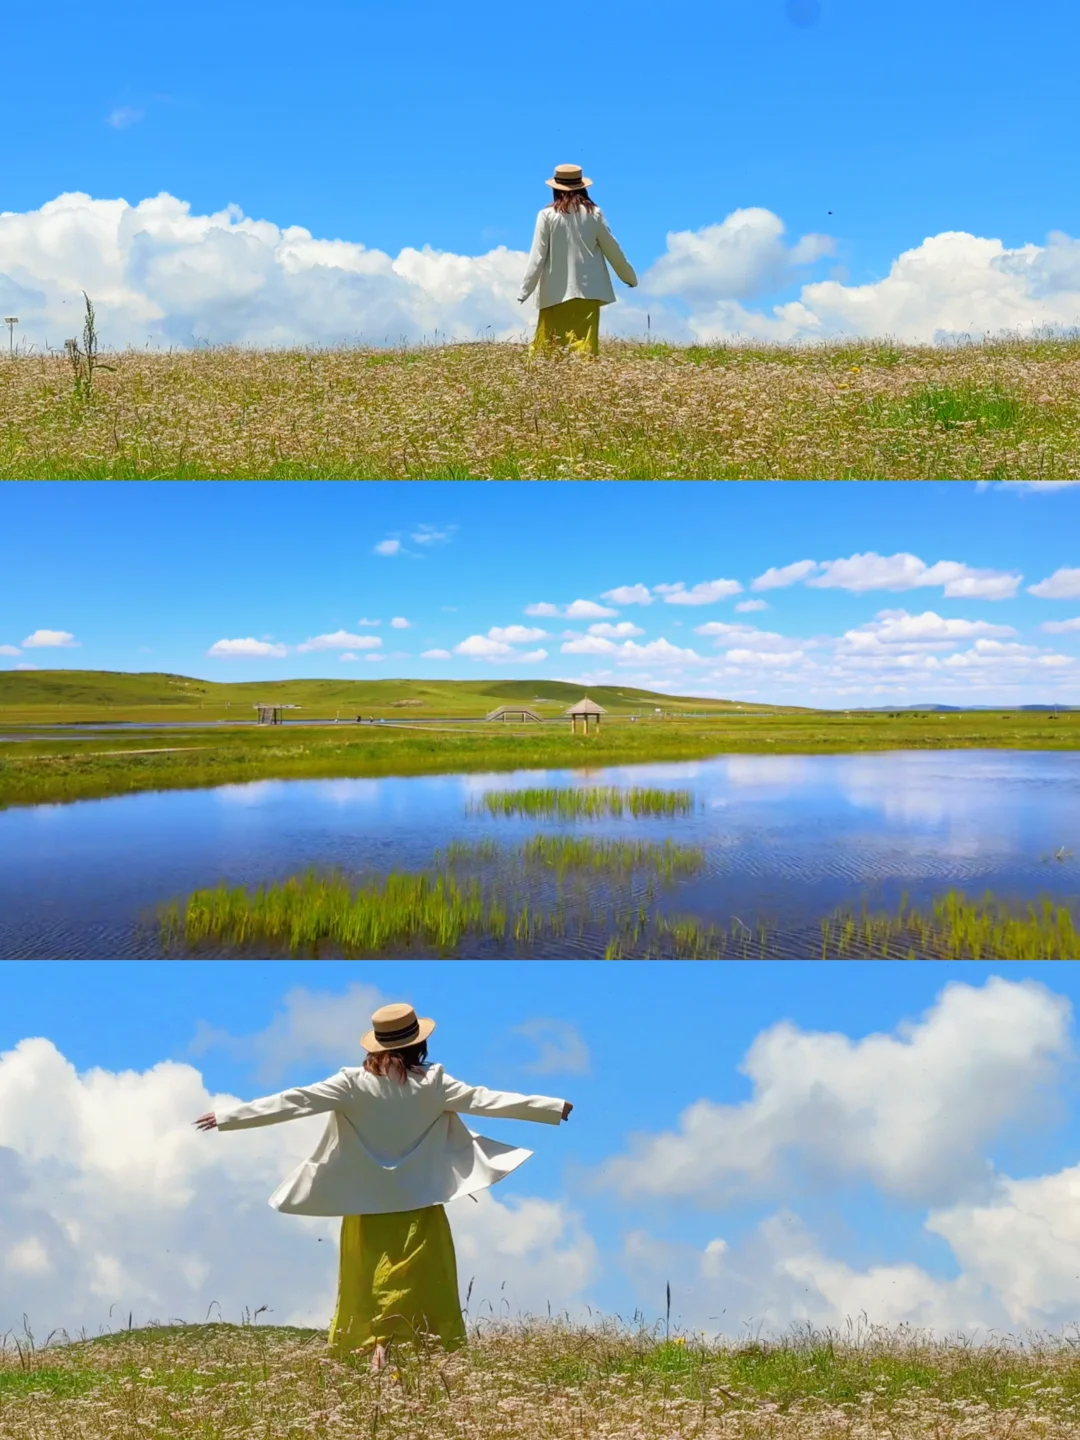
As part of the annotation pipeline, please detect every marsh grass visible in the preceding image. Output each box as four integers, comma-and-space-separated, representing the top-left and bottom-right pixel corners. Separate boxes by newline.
820, 890, 1080, 960
5, 335, 1080, 478
441, 835, 704, 879
160, 870, 514, 957
472, 786, 696, 820
6, 1316, 1080, 1440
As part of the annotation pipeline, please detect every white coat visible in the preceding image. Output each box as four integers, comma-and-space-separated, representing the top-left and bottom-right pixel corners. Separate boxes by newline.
518, 205, 638, 309
214, 1063, 566, 1216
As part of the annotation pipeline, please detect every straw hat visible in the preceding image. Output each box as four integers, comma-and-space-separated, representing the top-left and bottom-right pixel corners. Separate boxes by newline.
546, 163, 593, 192
361, 1002, 436, 1053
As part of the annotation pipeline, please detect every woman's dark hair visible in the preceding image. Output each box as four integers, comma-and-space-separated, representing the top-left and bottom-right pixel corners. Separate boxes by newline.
363, 1040, 429, 1084
551, 189, 596, 214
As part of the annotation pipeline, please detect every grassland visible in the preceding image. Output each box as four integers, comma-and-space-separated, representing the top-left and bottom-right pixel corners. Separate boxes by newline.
6, 1317, 1080, 1440
4, 334, 1080, 477
4, 709, 1079, 811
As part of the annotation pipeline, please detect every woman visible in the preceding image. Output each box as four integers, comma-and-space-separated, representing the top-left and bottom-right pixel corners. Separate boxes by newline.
519, 163, 638, 355
194, 1002, 573, 1371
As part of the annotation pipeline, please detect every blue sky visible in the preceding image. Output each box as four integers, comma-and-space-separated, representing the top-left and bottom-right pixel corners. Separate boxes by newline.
5, 0, 1080, 348
3, 960, 1080, 1341
3, 480, 1080, 706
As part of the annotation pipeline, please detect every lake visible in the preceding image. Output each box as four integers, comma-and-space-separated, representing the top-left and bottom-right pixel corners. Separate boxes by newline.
2, 750, 1078, 958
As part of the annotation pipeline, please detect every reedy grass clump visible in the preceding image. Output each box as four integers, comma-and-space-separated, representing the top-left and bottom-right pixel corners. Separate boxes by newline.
6, 1316, 1080, 1440
820, 890, 1080, 960
440, 835, 705, 878
161, 869, 512, 956
472, 786, 695, 820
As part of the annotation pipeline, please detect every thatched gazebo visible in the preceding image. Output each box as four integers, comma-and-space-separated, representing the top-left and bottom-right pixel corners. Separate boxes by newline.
564, 696, 606, 733
486, 705, 542, 723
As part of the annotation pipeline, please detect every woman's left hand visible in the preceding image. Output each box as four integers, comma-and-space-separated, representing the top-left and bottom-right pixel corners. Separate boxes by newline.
194, 1112, 218, 1131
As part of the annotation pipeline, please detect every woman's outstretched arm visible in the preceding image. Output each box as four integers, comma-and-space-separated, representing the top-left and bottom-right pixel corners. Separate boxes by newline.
595, 215, 638, 287
442, 1071, 570, 1124
195, 1070, 354, 1132
518, 211, 551, 302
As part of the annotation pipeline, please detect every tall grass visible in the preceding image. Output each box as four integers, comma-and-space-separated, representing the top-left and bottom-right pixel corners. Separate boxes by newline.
472, 786, 696, 820
5, 1316, 1080, 1440
820, 890, 1080, 960
5, 335, 1080, 477
440, 836, 705, 877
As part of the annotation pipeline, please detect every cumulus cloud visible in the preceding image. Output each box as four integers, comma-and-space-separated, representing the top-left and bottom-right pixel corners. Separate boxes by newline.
587, 622, 645, 639
455, 635, 514, 658
600, 584, 654, 607
751, 561, 819, 591
810, 553, 1022, 600
6, 192, 1080, 349
838, 609, 1017, 653
565, 599, 619, 619
207, 638, 288, 659
514, 1021, 591, 1077
524, 603, 561, 617
389, 617, 411, 629
0, 1036, 596, 1338
597, 977, 1071, 1209
735, 598, 768, 613
0, 644, 21, 656
1041, 616, 1080, 634
421, 648, 452, 659
21, 629, 78, 648
654, 579, 742, 606
1029, 568, 1080, 599
487, 625, 549, 643
296, 631, 381, 652
373, 539, 402, 556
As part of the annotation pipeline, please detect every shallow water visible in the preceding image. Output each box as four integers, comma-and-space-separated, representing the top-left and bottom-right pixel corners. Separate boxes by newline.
1, 750, 1078, 958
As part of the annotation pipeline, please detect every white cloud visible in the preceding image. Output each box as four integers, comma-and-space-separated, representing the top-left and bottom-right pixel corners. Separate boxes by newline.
106, 106, 143, 130
616, 638, 706, 666
13, 663, 38, 671
296, 631, 382, 653
810, 553, 1022, 599
1041, 617, 1080, 634
0, 1036, 596, 1338
598, 978, 1071, 1209
21, 630, 78, 648
642, 207, 835, 304
587, 622, 645, 639
524, 603, 560, 617
839, 609, 1017, 653
599, 584, 654, 607
514, 1021, 591, 1076
488, 625, 549, 643
389, 617, 411, 629
410, 525, 454, 546
654, 579, 742, 606
373, 539, 402, 556
751, 560, 819, 591
421, 648, 452, 659
735, 598, 768, 613
1029, 568, 1080, 599
454, 635, 512, 658
560, 635, 618, 656
207, 638, 288, 659
7, 193, 1080, 350
693, 621, 799, 652
565, 599, 618, 619
357, 618, 381, 626
0, 644, 21, 656
190, 984, 386, 1085
515, 648, 548, 664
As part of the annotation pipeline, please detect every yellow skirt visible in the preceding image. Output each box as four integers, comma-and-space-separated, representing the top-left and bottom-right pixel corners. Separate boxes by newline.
327, 1205, 466, 1357
531, 298, 601, 356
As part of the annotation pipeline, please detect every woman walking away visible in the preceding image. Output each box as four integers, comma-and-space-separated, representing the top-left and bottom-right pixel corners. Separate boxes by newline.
194, 1002, 573, 1372
519, 163, 638, 355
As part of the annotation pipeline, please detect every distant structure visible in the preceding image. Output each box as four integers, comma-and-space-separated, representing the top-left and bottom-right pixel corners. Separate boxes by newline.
254, 703, 300, 725
486, 705, 542, 723
564, 696, 606, 733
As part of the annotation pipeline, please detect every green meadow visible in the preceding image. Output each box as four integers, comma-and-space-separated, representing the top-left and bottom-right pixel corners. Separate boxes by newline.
4, 1317, 1080, 1440
2, 670, 1078, 811
4, 333, 1080, 478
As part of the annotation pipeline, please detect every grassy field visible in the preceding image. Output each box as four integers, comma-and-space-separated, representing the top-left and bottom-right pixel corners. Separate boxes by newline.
4, 709, 1080, 810
4, 334, 1080, 478
5, 1317, 1080, 1439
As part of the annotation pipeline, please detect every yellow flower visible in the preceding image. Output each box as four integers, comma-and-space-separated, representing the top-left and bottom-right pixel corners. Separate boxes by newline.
674, 1336, 686, 1346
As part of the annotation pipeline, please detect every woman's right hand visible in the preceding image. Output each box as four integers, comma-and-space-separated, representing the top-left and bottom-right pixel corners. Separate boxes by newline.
194, 1112, 218, 1131
561, 1101, 573, 1121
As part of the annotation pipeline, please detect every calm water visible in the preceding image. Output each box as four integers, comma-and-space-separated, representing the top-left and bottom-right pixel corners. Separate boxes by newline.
2, 750, 1078, 958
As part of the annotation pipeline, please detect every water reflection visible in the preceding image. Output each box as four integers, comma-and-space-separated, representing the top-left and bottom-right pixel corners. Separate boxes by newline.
1, 750, 1077, 958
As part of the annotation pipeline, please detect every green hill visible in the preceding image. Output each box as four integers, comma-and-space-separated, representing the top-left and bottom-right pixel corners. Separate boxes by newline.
0, 669, 806, 723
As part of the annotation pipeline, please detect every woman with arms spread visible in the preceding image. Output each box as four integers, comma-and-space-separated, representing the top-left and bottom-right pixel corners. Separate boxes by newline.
519, 163, 638, 355
194, 1003, 573, 1371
